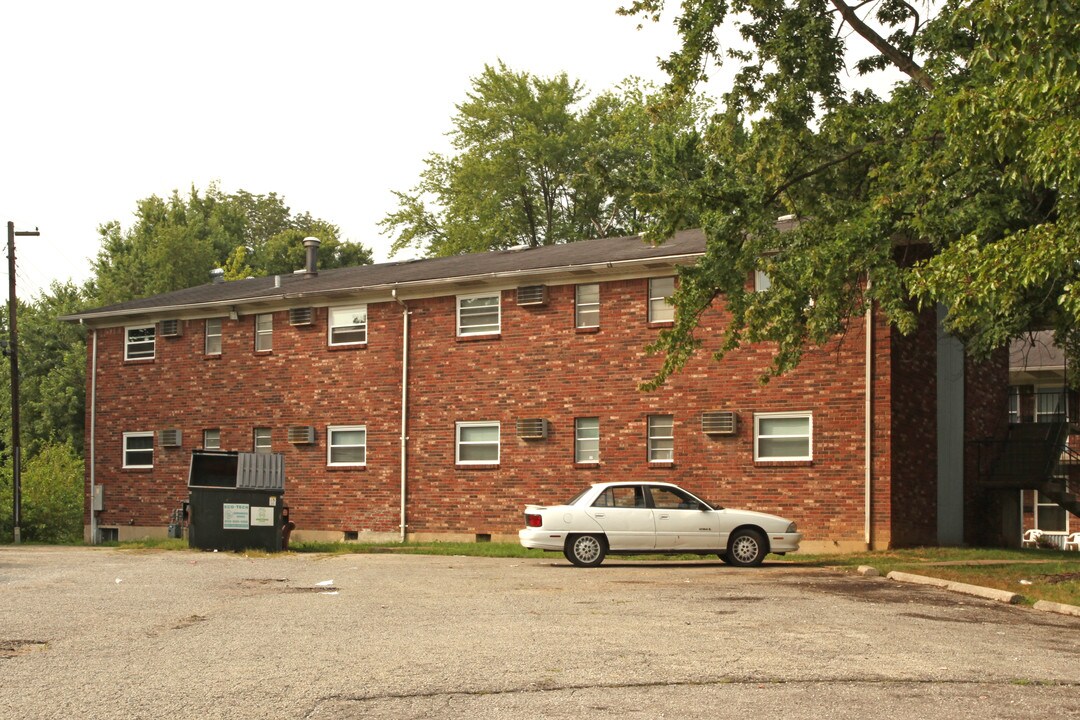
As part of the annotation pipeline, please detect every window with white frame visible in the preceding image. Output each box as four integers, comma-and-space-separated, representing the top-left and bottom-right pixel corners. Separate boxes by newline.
253, 427, 272, 454
575, 284, 600, 329
327, 425, 367, 466
203, 429, 221, 450
575, 417, 600, 463
647, 415, 674, 462
254, 313, 273, 352
1035, 491, 1068, 532
456, 421, 500, 464
125, 325, 156, 360
122, 432, 154, 468
1035, 389, 1067, 423
648, 277, 675, 323
329, 305, 368, 346
754, 269, 773, 292
205, 318, 223, 355
755, 412, 813, 461
457, 293, 501, 336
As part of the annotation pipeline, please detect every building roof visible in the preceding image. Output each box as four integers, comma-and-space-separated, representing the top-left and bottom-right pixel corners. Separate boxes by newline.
63, 229, 710, 324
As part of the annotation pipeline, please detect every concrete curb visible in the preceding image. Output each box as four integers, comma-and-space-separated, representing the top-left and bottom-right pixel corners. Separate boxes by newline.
1033, 600, 1080, 618
880, 569, 1080, 617
885, 570, 1022, 604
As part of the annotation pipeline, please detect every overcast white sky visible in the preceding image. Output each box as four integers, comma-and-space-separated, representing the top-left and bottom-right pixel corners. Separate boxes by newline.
0, 0, 696, 300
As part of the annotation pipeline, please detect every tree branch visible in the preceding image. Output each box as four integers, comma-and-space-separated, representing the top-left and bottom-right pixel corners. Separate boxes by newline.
830, 0, 935, 92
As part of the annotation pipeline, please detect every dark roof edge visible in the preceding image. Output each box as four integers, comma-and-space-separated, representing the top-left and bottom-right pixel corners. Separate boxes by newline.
60, 248, 705, 323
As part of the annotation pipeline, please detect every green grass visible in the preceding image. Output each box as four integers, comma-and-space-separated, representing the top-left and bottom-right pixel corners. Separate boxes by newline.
104, 538, 1080, 606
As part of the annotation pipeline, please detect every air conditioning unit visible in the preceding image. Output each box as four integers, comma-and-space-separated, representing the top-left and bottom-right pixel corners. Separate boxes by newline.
158, 429, 182, 447
516, 285, 548, 306
701, 411, 737, 436
516, 418, 549, 439
289, 307, 314, 326
158, 319, 182, 337
287, 425, 316, 444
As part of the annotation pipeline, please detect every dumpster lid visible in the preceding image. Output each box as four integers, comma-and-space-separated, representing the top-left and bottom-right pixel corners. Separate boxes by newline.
188, 450, 285, 491
237, 452, 285, 491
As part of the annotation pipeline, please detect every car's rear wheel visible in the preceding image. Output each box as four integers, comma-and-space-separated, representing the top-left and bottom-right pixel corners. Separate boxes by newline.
727, 528, 767, 567
564, 534, 606, 567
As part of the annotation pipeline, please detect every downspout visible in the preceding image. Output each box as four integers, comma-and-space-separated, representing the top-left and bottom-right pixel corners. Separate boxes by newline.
865, 277, 873, 549
89, 327, 98, 544
392, 288, 410, 542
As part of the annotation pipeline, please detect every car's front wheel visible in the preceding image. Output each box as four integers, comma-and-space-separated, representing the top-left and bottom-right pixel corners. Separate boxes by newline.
727, 528, 767, 567
564, 534, 606, 567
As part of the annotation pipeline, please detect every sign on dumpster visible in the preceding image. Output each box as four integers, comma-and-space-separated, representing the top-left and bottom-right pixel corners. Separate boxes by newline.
223, 503, 250, 530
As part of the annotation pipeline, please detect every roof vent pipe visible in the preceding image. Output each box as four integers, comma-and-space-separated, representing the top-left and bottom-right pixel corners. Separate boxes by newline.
210, 268, 225, 284
303, 236, 321, 277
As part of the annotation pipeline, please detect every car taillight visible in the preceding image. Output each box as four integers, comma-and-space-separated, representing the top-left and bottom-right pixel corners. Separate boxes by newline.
525, 513, 542, 528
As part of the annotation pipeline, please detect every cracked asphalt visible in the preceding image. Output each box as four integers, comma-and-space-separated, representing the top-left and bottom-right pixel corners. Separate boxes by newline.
1, 546, 1077, 719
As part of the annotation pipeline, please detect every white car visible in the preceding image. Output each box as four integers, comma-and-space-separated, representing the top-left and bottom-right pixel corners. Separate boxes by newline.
519, 481, 802, 567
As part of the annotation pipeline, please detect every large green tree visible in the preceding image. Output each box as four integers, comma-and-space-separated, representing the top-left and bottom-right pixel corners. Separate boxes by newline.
381, 62, 712, 256
619, 0, 1079, 386
92, 185, 373, 304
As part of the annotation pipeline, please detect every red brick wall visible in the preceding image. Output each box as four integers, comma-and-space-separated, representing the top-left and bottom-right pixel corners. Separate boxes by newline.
85, 276, 918, 546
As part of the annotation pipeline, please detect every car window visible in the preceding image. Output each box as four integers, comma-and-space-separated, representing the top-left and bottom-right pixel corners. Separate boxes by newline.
649, 486, 700, 510
592, 486, 645, 508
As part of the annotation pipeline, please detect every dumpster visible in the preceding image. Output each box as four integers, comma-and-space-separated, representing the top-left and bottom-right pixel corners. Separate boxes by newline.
187, 450, 286, 552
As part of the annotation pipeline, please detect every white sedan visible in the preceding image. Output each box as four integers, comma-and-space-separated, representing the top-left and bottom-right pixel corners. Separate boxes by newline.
519, 481, 802, 567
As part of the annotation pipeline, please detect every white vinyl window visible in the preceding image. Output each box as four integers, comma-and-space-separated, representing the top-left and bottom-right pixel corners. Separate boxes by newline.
456, 421, 500, 464
329, 305, 368, 346
203, 429, 221, 450
122, 432, 154, 468
255, 313, 273, 352
647, 415, 674, 462
125, 325, 156, 360
575, 417, 600, 463
457, 293, 501, 336
327, 425, 367, 466
648, 277, 675, 323
575, 284, 600, 329
253, 427, 272, 454
205, 318, 222, 355
754, 270, 773, 292
755, 412, 813, 461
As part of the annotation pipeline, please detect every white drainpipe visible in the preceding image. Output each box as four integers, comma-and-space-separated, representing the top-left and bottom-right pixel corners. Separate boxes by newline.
89, 327, 98, 544
864, 278, 873, 548
392, 288, 410, 542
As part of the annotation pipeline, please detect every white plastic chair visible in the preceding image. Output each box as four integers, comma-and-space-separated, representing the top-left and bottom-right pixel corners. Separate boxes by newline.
1021, 528, 1044, 548
1064, 532, 1080, 552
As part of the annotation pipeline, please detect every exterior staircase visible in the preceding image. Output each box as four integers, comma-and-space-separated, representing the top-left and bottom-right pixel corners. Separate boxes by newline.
977, 421, 1080, 518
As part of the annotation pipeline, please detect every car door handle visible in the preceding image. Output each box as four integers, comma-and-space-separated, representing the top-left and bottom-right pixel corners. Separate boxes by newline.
594, 513, 605, 518
659, 513, 669, 519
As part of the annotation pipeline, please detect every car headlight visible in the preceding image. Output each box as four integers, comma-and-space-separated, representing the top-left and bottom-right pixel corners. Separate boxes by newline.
785, 522, 797, 533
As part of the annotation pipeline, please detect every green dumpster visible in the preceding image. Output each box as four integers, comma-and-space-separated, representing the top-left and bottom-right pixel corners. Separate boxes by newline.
187, 450, 286, 552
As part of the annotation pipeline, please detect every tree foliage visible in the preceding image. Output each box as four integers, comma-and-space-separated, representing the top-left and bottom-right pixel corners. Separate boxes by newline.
0, 442, 84, 543
92, 185, 373, 304
381, 62, 712, 256
620, 0, 1080, 386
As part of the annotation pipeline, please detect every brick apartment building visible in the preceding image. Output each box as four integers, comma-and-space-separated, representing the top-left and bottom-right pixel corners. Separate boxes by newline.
65, 228, 1012, 552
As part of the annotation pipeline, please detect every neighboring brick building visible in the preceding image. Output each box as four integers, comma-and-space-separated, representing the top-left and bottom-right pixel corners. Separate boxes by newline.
64, 229, 1008, 551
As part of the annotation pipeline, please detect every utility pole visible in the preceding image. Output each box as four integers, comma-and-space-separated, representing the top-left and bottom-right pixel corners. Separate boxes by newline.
7, 221, 40, 544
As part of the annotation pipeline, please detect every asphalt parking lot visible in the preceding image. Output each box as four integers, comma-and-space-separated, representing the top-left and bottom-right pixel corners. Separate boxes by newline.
1, 546, 1078, 719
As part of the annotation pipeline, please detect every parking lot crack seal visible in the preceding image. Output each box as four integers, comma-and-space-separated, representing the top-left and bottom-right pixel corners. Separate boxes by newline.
303, 676, 1080, 716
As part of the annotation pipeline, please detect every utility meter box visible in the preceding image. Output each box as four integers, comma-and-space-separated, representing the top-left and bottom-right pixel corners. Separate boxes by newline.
187, 450, 286, 552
